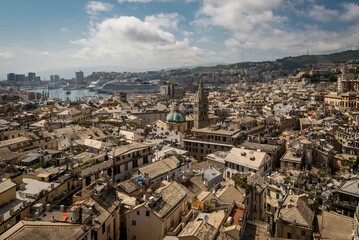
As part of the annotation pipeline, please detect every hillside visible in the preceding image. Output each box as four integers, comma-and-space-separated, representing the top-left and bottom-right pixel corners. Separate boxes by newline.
276, 50, 359, 69
187, 50, 359, 72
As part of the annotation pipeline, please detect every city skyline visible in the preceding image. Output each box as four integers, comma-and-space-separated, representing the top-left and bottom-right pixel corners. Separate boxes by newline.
1, 0, 359, 78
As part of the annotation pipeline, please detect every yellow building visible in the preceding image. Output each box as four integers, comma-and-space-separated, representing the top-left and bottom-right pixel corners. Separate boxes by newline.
0, 179, 16, 207
0, 174, 80, 235
112, 142, 153, 182
275, 194, 314, 239
182, 125, 242, 161
126, 181, 191, 240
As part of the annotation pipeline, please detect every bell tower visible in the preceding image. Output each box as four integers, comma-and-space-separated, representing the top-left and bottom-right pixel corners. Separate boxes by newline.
194, 80, 208, 129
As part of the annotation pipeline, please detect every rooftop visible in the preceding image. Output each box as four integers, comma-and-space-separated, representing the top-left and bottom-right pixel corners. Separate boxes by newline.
317, 211, 354, 240
281, 149, 303, 163
178, 220, 217, 240
139, 156, 180, 180
193, 127, 241, 136
148, 181, 188, 220
279, 194, 314, 227
0, 137, 29, 147
225, 147, 270, 170
337, 178, 359, 197
0, 220, 88, 240
112, 142, 151, 157
239, 141, 281, 153
0, 179, 16, 195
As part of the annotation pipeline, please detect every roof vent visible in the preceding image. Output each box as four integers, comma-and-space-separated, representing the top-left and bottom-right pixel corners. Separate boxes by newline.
250, 156, 255, 161
241, 152, 246, 156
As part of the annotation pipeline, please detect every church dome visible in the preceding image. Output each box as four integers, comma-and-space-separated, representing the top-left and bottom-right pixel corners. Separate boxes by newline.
166, 112, 186, 123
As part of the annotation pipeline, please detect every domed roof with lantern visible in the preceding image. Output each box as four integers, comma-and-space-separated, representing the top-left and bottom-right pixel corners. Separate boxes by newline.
166, 102, 186, 123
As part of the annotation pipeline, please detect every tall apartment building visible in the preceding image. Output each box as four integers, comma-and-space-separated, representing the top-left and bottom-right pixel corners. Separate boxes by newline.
75, 71, 84, 85
28, 72, 36, 81
7, 73, 15, 81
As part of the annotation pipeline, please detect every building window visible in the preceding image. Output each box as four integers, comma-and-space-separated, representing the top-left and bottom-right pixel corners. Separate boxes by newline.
301, 230, 306, 236
102, 224, 105, 234
133, 159, 138, 168
137, 211, 140, 215
132, 220, 136, 226
107, 224, 111, 237
132, 236, 136, 240
86, 176, 91, 186
276, 193, 280, 199
146, 211, 150, 216
267, 189, 270, 196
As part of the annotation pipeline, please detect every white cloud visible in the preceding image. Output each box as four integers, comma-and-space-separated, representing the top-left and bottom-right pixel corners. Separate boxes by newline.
193, 0, 359, 59
86, 1, 114, 15
197, 36, 213, 43
60, 27, 71, 32
309, 5, 338, 22
0, 51, 14, 59
194, 0, 286, 32
41, 51, 50, 55
183, 31, 193, 37
71, 16, 217, 68
118, 0, 171, 3
341, 2, 359, 22
144, 13, 182, 29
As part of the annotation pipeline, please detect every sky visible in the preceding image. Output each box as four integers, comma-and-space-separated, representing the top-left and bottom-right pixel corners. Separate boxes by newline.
0, 0, 359, 79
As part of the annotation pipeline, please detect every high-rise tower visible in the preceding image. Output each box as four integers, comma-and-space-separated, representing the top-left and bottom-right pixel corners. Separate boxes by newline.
194, 80, 208, 129
76, 71, 84, 85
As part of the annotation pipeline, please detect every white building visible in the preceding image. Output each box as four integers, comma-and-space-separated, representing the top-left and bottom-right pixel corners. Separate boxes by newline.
224, 147, 272, 179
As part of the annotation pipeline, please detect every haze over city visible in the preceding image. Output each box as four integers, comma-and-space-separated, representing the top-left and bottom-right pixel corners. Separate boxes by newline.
1, 0, 359, 78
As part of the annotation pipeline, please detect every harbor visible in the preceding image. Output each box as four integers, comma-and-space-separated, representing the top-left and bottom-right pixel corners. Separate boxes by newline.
27, 88, 107, 101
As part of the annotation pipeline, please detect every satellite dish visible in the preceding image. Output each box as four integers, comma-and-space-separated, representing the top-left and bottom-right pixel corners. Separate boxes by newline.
204, 215, 209, 223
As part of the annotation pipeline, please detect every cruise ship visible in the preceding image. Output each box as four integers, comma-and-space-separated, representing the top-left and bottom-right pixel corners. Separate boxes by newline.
96, 80, 159, 93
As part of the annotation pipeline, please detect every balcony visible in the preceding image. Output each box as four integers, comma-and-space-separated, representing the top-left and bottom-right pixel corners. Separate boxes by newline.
167, 210, 193, 236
